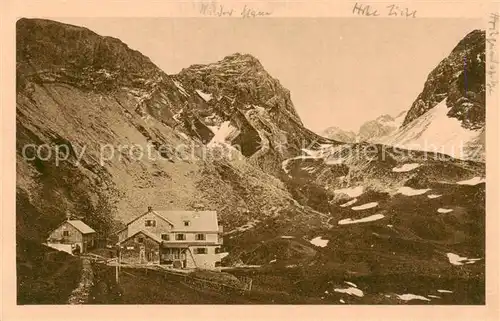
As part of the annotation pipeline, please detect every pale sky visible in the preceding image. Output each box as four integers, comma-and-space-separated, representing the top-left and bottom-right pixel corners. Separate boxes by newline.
54, 18, 482, 132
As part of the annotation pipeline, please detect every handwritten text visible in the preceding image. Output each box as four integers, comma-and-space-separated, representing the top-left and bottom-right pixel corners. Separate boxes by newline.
487, 12, 499, 95
352, 2, 416, 18
199, 3, 272, 18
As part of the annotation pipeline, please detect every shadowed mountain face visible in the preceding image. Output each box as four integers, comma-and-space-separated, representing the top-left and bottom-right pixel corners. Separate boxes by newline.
16, 18, 485, 304
380, 30, 486, 162
402, 30, 485, 129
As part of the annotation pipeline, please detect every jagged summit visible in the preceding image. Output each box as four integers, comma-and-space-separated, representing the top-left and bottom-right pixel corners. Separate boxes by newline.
450, 29, 486, 54
181, 52, 264, 72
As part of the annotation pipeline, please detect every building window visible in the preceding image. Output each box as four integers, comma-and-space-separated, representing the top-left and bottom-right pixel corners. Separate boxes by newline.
175, 234, 186, 241
195, 248, 207, 254
161, 234, 170, 241
145, 220, 156, 227
183, 220, 191, 227
215, 247, 221, 254
137, 237, 144, 243
195, 233, 205, 240
63, 231, 69, 236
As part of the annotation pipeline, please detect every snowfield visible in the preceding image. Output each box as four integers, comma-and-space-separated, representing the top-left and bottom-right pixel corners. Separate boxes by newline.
381, 99, 482, 160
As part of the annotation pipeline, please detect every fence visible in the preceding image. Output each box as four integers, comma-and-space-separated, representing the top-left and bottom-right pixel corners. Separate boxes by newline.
84, 254, 253, 297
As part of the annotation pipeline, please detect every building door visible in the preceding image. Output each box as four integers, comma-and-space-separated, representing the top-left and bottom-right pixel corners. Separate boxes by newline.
139, 245, 146, 264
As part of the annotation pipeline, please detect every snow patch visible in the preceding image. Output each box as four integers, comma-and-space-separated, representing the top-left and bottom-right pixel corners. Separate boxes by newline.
280, 236, 294, 239
340, 198, 358, 207
427, 194, 442, 199
310, 236, 329, 247
397, 186, 431, 196
437, 289, 453, 293
338, 213, 384, 225
207, 121, 236, 147
339, 299, 346, 303
392, 163, 420, 172
334, 186, 364, 198
195, 89, 213, 102
396, 294, 430, 302
334, 287, 364, 297
351, 202, 379, 211
173, 80, 189, 97
446, 253, 482, 265
428, 295, 441, 299
437, 208, 453, 213
281, 155, 317, 175
456, 177, 485, 185
345, 281, 357, 288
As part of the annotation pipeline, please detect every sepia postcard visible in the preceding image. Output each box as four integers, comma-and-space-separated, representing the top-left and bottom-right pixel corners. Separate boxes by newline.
1, 0, 499, 320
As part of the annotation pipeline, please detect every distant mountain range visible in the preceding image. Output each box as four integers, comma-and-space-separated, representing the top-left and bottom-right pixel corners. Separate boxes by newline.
320, 110, 407, 143
320, 30, 485, 162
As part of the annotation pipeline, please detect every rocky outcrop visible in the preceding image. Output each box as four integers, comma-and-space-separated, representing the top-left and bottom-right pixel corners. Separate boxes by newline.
402, 30, 485, 130
173, 53, 335, 176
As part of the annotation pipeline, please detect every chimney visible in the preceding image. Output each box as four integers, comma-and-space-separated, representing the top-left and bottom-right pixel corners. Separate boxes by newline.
148, 206, 153, 212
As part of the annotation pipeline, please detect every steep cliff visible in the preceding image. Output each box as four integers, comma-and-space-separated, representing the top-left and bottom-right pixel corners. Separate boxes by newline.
16, 18, 325, 242
401, 30, 485, 130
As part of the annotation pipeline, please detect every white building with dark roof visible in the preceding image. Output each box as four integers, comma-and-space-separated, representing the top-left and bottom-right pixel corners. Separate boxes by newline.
116, 207, 224, 269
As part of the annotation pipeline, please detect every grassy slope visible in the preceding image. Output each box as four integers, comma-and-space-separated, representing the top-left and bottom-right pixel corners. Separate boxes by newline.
17, 238, 83, 304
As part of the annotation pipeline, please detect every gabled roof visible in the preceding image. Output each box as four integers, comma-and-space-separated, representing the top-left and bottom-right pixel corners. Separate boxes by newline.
66, 220, 96, 234
125, 210, 219, 232
119, 230, 163, 244
154, 210, 219, 232
125, 210, 174, 227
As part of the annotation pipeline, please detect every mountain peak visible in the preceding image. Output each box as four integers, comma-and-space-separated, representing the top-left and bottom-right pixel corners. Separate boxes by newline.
402, 29, 485, 129
17, 18, 162, 92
